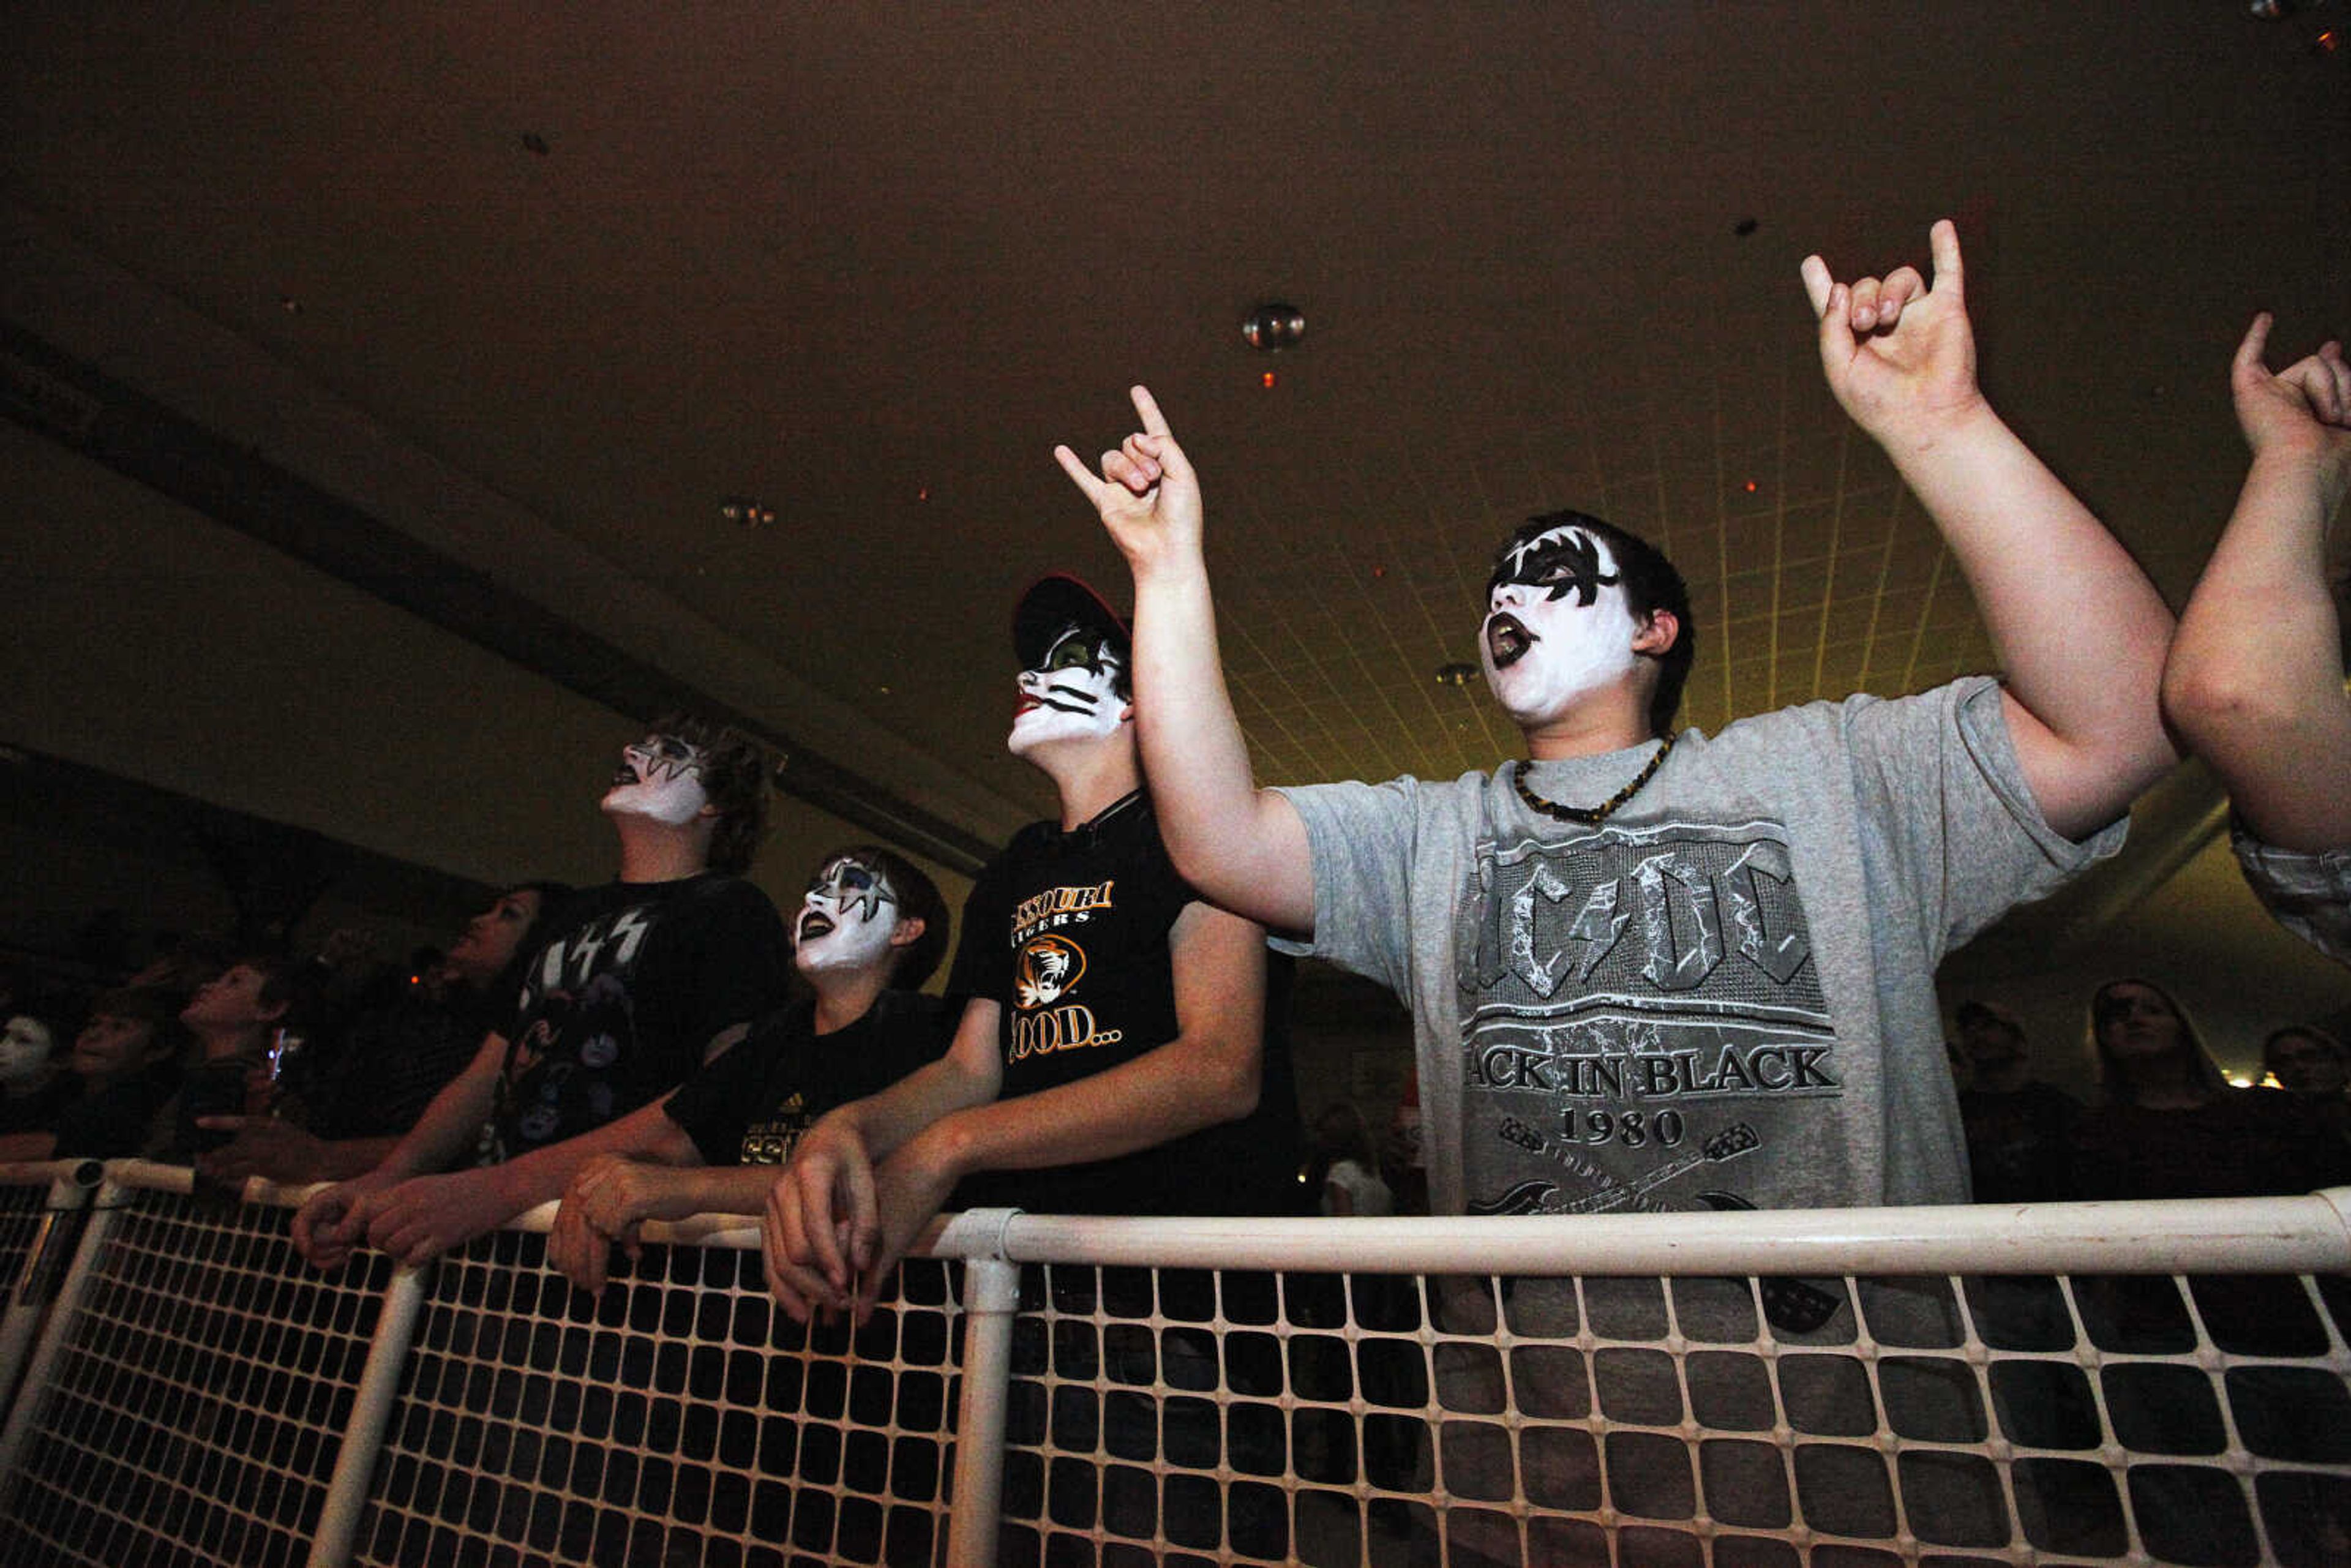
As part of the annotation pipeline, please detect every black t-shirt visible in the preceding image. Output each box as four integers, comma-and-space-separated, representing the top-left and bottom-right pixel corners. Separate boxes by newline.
1958, 1080, 2082, 1204
0, 1076, 80, 1136
663, 990, 953, 1166
490, 874, 791, 1160
298, 988, 497, 1143
945, 792, 1303, 1217
2069, 1089, 2351, 1201
50, 1072, 175, 1160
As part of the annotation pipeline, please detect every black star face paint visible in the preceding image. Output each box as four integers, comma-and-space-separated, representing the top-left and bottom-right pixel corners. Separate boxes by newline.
795, 852, 904, 977
1480, 525, 1642, 728
602, 733, 713, 825
1009, 623, 1128, 756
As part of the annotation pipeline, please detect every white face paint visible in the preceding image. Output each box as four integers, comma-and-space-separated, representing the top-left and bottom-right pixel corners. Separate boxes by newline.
1008, 624, 1129, 757
1480, 525, 1643, 730
0, 1016, 54, 1086
794, 853, 904, 978
601, 733, 714, 827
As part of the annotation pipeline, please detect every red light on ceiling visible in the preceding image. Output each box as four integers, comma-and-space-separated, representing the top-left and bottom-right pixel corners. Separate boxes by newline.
1371, 565, 1387, 579
1261, 371, 1277, 389
1741, 479, 1760, 494
917, 487, 929, 502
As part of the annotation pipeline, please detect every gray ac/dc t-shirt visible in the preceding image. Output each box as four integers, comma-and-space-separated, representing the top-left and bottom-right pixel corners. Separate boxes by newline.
1276, 678, 2120, 1220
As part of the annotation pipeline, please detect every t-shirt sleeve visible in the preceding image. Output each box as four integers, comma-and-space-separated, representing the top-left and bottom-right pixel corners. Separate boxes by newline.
662, 1017, 785, 1166
1267, 778, 1424, 995
944, 856, 1012, 1006
2231, 822, 2351, 967
1842, 677, 2126, 958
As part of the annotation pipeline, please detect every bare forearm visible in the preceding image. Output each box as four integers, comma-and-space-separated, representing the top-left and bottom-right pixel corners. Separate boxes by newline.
828, 1054, 997, 1167
924, 1037, 1260, 1182
1881, 402, 2177, 831
372, 1048, 503, 1180
632, 1162, 782, 1223
1129, 557, 1316, 933
2166, 444, 2351, 847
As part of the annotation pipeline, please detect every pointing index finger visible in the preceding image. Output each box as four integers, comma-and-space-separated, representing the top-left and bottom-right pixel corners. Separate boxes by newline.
2233, 312, 2274, 377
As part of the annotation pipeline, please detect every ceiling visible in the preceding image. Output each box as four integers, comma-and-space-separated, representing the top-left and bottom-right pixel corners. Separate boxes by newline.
3, 5, 2347, 1041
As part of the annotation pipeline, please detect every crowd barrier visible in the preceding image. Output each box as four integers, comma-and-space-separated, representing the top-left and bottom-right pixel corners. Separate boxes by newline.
0, 1160, 2342, 1566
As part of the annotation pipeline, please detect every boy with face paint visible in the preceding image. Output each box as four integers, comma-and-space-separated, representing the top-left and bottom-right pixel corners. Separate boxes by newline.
1065, 224, 2180, 1559
294, 716, 792, 1271
763, 575, 1302, 1325
1059, 220, 2177, 1226
538, 847, 953, 1293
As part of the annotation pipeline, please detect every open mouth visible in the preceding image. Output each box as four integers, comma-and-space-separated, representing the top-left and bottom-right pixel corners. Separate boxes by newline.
1013, 695, 1040, 720
611, 760, 642, 787
1486, 613, 1534, 670
797, 910, 836, 945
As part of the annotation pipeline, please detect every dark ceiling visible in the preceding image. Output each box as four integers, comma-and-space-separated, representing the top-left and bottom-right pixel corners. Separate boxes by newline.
4, 4, 2347, 1046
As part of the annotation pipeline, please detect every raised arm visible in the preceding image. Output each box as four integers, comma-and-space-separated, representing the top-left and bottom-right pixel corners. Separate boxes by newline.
2162, 318, 2351, 850
1056, 389, 1316, 936
1802, 221, 2178, 838
763, 995, 1003, 1318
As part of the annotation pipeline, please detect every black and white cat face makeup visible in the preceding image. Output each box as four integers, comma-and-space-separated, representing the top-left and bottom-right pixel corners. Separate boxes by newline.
1008, 623, 1129, 756
795, 853, 902, 977
601, 733, 713, 827
1481, 525, 1642, 729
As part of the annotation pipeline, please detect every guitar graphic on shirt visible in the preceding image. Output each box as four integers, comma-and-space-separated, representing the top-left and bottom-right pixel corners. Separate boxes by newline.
1470, 1120, 1761, 1217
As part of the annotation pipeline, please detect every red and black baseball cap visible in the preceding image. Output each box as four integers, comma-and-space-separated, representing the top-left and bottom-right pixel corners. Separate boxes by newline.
1013, 572, 1132, 669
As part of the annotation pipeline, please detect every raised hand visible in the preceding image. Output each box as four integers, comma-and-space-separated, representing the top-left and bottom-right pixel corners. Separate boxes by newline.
1800, 219, 1985, 446
1054, 385, 1202, 576
2232, 313, 2351, 496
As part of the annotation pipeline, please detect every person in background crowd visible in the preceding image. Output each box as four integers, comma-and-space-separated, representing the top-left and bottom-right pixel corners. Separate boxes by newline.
293, 717, 792, 1270
1952, 998, 2081, 1203
196, 882, 572, 1188
1310, 1101, 1395, 1217
2162, 318, 2350, 965
157, 954, 298, 1161
2262, 1022, 2350, 1144
546, 846, 954, 1294
2069, 978, 2349, 1199
0, 988, 184, 1162
0, 1011, 77, 1137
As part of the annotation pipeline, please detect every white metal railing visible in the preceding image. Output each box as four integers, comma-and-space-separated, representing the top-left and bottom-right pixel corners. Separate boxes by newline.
0, 1161, 2341, 1567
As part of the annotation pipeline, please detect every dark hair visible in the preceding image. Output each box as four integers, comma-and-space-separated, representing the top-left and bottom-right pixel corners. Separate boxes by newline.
2263, 1024, 2346, 1071
492, 880, 575, 989
2085, 977, 2231, 1107
653, 715, 770, 876
842, 845, 951, 991
1494, 510, 1695, 738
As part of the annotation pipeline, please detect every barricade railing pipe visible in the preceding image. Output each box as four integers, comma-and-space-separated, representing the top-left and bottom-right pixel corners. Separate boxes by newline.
306, 1264, 426, 1568
0, 1164, 2344, 1566
0, 1160, 96, 1422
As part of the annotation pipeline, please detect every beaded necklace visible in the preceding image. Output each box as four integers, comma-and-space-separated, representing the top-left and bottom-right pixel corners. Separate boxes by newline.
1510, 734, 1676, 827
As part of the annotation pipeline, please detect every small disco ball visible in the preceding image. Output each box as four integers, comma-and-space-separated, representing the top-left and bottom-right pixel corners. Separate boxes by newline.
1242, 302, 1306, 351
